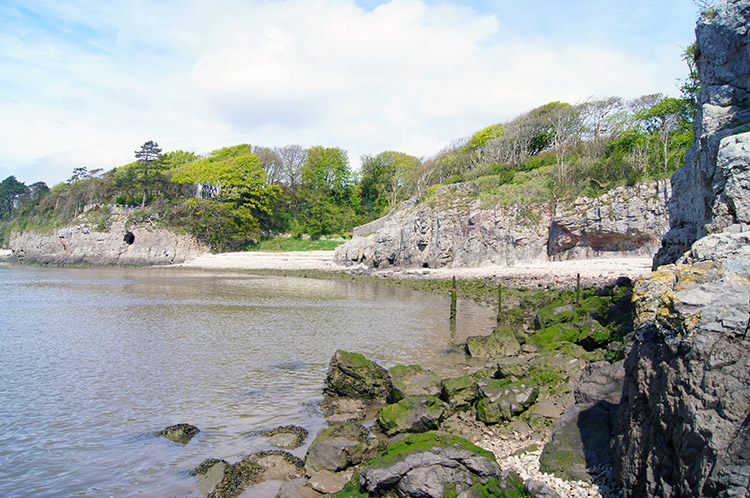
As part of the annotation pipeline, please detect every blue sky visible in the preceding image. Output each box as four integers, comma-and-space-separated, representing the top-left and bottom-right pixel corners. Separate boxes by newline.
1, 0, 699, 185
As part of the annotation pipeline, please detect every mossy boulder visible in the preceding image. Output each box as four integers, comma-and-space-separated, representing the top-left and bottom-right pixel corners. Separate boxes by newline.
191, 451, 304, 498
376, 395, 448, 436
358, 432, 504, 498
324, 350, 393, 403
476, 381, 539, 425
440, 369, 492, 412
389, 364, 442, 401
156, 423, 200, 443
466, 326, 522, 358
304, 423, 379, 475
459, 473, 528, 498
256, 424, 308, 449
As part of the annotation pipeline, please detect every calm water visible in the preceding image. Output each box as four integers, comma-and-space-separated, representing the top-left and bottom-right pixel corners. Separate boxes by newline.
0, 264, 495, 497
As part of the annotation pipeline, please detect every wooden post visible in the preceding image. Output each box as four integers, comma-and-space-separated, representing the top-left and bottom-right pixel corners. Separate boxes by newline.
576, 273, 581, 308
450, 276, 457, 326
496, 283, 503, 327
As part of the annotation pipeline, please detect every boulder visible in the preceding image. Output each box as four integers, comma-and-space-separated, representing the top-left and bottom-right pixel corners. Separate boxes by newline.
304, 423, 379, 475
476, 380, 539, 424
466, 326, 522, 358
540, 360, 624, 482
376, 396, 448, 436
156, 423, 200, 443
256, 425, 308, 449
389, 364, 442, 400
323, 350, 393, 404
307, 469, 352, 494
276, 480, 323, 498
440, 375, 481, 412
191, 452, 303, 498
356, 432, 519, 498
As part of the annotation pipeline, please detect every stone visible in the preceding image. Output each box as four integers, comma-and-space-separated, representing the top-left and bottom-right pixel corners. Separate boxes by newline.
376, 395, 448, 436
439, 370, 491, 411
357, 432, 508, 498
323, 350, 393, 404
304, 423, 379, 475
476, 380, 539, 424
465, 326, 522, 358
156, 423, 200, 443
257, 425, 309, 449
275, 480, 323, 498
389, 364, 442, 400
307, 469, 352, 494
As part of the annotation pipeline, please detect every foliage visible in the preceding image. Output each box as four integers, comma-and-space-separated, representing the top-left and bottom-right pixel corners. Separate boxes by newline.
359, 150, 421, 217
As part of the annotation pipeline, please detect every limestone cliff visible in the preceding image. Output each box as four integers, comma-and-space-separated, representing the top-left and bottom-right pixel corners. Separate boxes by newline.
335, 180, 670, 269
613, 1, 750, 496
8, 215, 206, 265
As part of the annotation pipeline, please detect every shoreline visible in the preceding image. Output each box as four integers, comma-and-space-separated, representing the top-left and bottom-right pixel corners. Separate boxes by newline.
180, 250, 643, 498
178, 250, 653, 289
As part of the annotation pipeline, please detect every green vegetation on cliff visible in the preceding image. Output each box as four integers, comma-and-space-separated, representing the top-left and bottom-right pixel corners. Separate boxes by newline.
1, 46, 696, 250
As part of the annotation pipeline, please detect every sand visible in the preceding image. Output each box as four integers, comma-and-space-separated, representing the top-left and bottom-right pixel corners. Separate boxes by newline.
179, 250, 653, 288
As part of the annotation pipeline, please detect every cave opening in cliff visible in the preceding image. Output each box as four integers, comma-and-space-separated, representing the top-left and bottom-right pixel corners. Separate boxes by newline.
123, 232, 135, 245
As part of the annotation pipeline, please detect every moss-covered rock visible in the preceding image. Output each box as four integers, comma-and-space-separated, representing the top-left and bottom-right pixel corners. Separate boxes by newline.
358, 432, 503, 498
459, 472, 528, 498
476, 381, 539, 425
466, 326, 522, 358
324, 350, 393, 403
156, 423, 200, 444
304, 423, 379, 475
389, 364, 442, 401
440, 369, 491, 412
376, 395, 448, 436
256, 424, 308, 449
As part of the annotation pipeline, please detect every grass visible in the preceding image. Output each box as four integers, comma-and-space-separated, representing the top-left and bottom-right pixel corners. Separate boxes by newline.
248, 237, 346, 252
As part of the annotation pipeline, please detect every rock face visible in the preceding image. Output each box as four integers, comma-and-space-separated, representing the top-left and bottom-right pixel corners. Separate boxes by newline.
654, 0, 750, 267
613, 2, 750, 496
8, 215, 206, 265
335, 180, 669, 269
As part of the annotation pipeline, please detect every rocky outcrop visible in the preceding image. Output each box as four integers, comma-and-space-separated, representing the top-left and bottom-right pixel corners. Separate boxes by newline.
323, 350, 393, 404
335, 180, 669, 269
654, 0, 750, 267
613, 2, 750, 496
8, 215, 206, 265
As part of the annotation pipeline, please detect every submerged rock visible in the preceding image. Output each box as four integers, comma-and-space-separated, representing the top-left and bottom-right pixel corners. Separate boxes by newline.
257, 425, 308, 449
156, 423, 200, 443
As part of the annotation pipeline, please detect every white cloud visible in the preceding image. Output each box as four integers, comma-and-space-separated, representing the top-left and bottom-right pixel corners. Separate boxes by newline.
0, 0, 696, 184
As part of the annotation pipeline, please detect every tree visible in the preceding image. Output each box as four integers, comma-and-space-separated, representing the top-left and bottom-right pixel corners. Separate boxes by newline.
134, 140, 165, 207
635, 96, 691, 172
274, 144, 307, 188
0, 176, 27, 219
360, 151, 421, 215
170, 145, 281, 243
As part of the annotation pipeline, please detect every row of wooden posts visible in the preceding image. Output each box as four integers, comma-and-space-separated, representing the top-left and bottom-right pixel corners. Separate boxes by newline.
448, 273, 582, 327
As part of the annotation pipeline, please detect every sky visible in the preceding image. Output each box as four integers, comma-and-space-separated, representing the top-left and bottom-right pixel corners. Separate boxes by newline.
1, 0, 700, 186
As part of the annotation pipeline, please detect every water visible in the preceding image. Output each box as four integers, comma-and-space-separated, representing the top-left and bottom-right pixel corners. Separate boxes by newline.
0, 264, 495, 497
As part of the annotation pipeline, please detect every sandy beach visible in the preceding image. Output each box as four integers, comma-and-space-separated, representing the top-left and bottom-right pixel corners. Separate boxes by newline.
179, 250, 653, 288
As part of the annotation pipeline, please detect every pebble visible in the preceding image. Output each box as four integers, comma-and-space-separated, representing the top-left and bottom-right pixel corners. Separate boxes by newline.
476, 433, 623, 498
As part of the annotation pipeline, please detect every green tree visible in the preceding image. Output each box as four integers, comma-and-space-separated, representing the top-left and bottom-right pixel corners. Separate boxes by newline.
296, 146, 358, 236
360, 151, 421, 216
134, 140, 165, 207
171, 145, 281, 244
0, 176, 27, 219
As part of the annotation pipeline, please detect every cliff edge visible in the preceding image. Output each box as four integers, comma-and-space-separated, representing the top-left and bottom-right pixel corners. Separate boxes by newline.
613, 1, 750, 496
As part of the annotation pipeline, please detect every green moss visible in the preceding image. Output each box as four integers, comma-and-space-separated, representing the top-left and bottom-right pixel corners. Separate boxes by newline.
369, 432, 496, 469
463, 475, 528, 498
327, 474, 368, 498
377, 396, 447, 435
